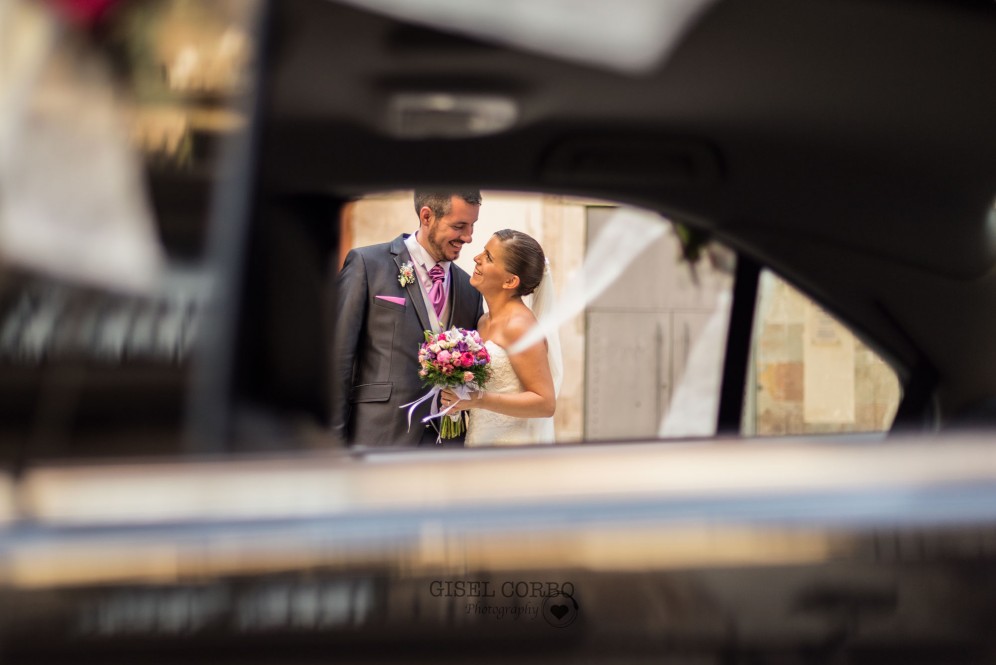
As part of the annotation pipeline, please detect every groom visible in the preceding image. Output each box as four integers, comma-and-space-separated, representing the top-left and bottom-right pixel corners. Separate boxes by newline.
332, 190, 484, 446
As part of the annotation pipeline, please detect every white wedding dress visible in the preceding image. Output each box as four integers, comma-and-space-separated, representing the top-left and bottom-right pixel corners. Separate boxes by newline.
465, 341, 555, 447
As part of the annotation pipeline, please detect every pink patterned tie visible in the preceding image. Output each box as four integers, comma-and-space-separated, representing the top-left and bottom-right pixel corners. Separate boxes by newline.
428, 264, 446, 317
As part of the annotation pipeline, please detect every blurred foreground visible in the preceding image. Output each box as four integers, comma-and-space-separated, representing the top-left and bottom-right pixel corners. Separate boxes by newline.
2, 435, 996, 663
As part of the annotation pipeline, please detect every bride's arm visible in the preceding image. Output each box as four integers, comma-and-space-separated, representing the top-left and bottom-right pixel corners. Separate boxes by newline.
444, 317, 555, 418
482, 342, 555, 418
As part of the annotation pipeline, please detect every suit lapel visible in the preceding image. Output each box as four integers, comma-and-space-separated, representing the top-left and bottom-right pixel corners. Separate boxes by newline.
391, 236, 432, 334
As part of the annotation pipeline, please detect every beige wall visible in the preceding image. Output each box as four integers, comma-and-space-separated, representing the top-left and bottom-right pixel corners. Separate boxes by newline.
347, 191, 586, 442
751, 273, 900, 435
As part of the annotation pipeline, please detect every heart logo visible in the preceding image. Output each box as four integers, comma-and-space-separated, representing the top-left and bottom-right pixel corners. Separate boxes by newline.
542, 591, 579, 627
549, 604, 569, 619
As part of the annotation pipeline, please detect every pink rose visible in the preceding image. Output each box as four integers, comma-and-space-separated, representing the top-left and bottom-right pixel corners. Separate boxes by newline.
460, 352, 475, 367
437, 350, 451, 365
463, 371, 475, 382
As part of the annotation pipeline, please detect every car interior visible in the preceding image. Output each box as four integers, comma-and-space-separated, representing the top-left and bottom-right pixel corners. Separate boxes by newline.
232, 0, 995, 441
1, 0, 995, 662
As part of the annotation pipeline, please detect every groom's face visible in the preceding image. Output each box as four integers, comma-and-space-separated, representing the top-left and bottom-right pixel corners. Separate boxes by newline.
420, 196, 479, 262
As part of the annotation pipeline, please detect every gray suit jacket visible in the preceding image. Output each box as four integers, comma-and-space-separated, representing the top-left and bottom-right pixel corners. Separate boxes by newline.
332, 234, 484, 446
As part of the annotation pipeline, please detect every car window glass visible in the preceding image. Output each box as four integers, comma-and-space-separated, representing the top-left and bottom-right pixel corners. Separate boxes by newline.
741, 270, 901, 437
342, 192, 735, 445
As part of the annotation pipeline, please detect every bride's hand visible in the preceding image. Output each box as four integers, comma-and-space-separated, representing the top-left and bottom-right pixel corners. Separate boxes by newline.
439, 389, 461, 412
440, 389, 475, 412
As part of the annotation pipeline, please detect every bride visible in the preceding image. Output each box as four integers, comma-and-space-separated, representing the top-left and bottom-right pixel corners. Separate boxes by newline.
440, 229, 562, 446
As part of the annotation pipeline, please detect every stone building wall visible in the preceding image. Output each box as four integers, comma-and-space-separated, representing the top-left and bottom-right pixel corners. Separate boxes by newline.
751, 274, 901, 435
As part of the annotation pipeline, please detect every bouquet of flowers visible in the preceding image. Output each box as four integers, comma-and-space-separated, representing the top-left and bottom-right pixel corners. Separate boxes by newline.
401, 328, 491, 440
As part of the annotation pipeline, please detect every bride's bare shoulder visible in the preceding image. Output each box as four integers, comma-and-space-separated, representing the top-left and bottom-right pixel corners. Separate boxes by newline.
501, 306, 539, 345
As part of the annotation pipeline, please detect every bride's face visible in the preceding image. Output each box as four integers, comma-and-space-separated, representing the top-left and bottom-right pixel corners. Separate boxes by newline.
471, 236, 514, 294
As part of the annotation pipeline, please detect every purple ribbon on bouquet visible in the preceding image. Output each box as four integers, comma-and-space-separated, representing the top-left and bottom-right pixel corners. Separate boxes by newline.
400, 383, 477, 443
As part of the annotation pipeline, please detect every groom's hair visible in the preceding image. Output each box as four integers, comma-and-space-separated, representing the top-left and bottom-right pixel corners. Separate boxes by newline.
494, 229, 546, 297
414, 190, 482, 219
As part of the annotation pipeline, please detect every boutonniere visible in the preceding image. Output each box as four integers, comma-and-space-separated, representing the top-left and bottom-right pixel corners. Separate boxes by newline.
398, 261, 416, 287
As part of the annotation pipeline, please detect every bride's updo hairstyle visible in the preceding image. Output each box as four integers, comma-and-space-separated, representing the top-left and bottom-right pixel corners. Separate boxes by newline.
494, 229, 546, 297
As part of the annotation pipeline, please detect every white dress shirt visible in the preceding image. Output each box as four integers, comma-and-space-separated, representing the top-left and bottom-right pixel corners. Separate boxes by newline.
405, 231, 451, 327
